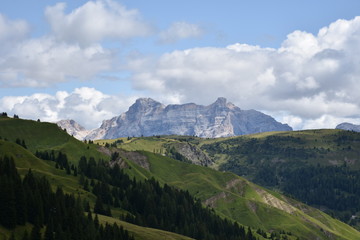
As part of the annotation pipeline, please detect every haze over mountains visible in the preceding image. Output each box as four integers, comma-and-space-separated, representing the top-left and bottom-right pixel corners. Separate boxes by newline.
58, 97, 292, 140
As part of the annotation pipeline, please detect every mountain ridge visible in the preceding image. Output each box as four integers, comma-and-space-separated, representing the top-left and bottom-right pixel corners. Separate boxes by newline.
336, 122, 360, 132
59, 97, 292, 140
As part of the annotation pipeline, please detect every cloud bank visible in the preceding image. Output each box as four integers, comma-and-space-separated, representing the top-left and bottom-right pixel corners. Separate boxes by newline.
0, 37, 113, 87
0, 87, 136, 129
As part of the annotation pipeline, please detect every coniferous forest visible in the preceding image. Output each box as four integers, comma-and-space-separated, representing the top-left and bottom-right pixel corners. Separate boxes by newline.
76, 155, 254, 240
0, 156, 134, 240
0, 154, 259, 240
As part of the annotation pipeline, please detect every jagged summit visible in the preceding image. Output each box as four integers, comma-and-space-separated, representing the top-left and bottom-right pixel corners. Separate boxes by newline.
212, 97, 227, 107
56, 119, 90, 140
129, 98, 165, 112
134, 98, 163, 107
81, 98, 292, 140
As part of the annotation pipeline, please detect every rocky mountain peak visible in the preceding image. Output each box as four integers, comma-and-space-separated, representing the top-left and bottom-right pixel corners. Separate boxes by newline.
212, 97, 227, 107
57, 119, 86, 131
57, 119, 90, 140
129, 98, 164, 113
81, 97, 292, 140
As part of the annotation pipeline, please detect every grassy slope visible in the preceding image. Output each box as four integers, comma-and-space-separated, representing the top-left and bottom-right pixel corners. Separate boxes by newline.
98, 215, 194, 240
119, 150, 360, 240
95, 136, 175, 153
0, 117, 108, 164
0, 140, 85, 194
98, 133, 360, 239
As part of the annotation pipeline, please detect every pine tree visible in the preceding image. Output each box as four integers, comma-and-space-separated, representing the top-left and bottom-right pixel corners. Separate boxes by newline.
94, 197, 105, 215
94, 214, 99, 229
44, 220, 54, 240
30, 225, 42, 240
8, 232, 16, 240
21, 230, 29, 240
0, 177, 17, 229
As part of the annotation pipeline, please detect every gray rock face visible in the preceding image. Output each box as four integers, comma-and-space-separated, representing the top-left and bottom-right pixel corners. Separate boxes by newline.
85, 97, 292, 140
57, 119, 90, 140
171, 142, 213, 166
336, 122, 360, 132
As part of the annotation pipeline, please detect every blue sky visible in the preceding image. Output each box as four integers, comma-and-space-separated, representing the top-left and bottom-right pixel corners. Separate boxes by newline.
1, 0, 360, 130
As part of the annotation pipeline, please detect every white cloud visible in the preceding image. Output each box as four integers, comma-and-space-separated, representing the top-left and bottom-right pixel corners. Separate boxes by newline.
45, 0, 152, 45
0, 14, 29, 42
0, 87, 136, 129
128, 16, 360, 129
0, 14, 30, 55
158, 21, 204, 44
0, 37, 114, 87
0, 1, 154, 87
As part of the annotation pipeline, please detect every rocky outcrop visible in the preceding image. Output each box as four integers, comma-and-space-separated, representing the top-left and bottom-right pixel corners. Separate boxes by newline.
57, 119, 90, 140
171, 142, 213, 166
85, 97, 292, 140
336, 122, 360, 132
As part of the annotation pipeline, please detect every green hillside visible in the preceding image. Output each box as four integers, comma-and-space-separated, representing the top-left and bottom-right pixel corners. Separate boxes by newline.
103, 131, 360, 237
0, 118, 259, 240
119, 151, 360, 240
0, 117, 108, 163
0, 118, 194, 240
196, 129, 360, 227
1, 117, 359, 240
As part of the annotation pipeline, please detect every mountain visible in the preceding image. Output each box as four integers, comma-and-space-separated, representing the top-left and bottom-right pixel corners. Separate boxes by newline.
57, 119, 91, 140
336, 122, 360, 132
85, 97, 292, 140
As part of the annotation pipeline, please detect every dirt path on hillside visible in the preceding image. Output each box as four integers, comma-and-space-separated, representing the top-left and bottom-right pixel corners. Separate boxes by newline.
203, 178, 246, 208
203, 192, 228, 208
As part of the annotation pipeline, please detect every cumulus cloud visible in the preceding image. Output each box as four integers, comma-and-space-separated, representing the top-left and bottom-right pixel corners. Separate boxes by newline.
0, 1, 154, 87
0, 14, 29, 42
0, 37, 114, 87
0, 87, 136, 129
128, 16, 360, 129
0, 14, 30, 54
45, 0, 153, 45
158, 22, 204, 44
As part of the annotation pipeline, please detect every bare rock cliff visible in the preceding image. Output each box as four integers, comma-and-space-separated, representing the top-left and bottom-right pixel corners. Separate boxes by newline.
85, 97, 292, 140
57, 120, 90, 140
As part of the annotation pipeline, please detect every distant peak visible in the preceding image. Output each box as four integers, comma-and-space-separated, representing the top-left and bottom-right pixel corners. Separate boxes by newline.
57, 119, 76, 125
129, 98, 164, 112
212, 97, 227, 106
135, 98, 158, 104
